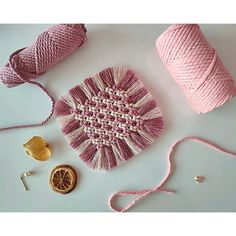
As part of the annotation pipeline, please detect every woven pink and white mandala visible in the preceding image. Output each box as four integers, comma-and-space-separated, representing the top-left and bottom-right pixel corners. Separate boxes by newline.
55, 67, 164, 171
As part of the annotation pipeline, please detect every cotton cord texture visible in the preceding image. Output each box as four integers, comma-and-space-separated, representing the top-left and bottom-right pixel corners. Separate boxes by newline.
55, 67, 164, 171
109, 136, 236, 212
0, 24, 87, 132
156, 24, 236, 114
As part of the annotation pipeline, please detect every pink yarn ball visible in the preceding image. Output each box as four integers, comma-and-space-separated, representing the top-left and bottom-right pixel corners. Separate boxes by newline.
156, 24, 236, 113
0, 24, 87, 132
0, 24, 87, 88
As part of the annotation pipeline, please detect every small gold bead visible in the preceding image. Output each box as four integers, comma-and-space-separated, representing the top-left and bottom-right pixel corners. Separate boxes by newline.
194, 176, 203, 184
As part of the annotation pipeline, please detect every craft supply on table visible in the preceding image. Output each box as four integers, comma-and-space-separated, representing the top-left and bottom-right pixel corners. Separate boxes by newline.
156, 24, 236, 113
20, 171, 34, 191
55, 67, 164, 171
194, 176, 204, 184
1, 24, 236, 212
49, 165, 77, 194
0, 24, 87, 132
109, 136, 236, 212
23, 136, 52, 161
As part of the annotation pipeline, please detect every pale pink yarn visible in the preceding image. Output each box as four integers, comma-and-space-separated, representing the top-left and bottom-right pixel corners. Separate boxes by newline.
156, 24, 236, 113
109, 136, 236, 212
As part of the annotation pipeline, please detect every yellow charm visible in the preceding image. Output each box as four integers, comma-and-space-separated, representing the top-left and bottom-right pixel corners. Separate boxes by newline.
23, 136, 52, 161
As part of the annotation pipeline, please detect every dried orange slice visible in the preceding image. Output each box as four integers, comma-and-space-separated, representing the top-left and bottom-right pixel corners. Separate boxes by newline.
23, 136, 51, 161
49, 165, 77, 194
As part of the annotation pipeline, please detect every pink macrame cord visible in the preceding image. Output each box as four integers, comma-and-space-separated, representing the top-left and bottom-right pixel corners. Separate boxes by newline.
109, 136, 236, 212
0, 24, 87, 132
55, 67, 164, 171
0, 48, 55, 132
156, 24, 236, 113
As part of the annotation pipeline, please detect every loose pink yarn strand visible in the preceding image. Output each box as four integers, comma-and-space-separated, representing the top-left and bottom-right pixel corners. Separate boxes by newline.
109, 136, 236, 212
0, 48, 55, 132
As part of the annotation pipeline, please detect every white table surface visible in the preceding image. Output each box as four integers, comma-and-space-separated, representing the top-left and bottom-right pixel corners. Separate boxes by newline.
1, 24, 236, 212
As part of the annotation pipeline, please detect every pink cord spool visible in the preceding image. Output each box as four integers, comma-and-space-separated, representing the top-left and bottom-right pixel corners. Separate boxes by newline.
156, 24, 236, 113
0, 24, 87, 132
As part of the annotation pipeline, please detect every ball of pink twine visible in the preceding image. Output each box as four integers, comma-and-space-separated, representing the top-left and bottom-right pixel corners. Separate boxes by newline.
156, 24, 236, 113
0, 24, 87, 132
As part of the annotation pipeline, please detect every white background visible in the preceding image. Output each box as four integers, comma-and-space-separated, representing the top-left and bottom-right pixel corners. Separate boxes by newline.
1, 24, 236, 212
